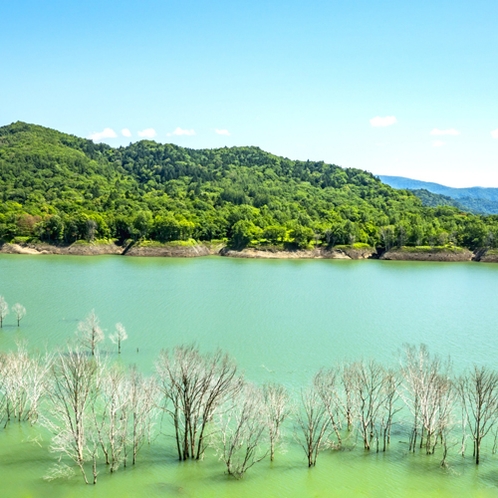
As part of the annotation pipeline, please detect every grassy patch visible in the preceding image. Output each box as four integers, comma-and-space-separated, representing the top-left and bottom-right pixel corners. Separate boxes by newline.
11, 236, 32, 244
136, 238, 199, 248
333, 243, 373, 250
398, 245, 465, 254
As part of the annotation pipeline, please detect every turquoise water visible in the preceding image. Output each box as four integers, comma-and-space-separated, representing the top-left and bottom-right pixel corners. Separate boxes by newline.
1, 254, 498, 496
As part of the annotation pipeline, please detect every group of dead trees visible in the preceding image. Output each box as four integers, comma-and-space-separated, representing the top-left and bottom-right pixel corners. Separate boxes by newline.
296, 360, 401, 467
296, 344, 498, 469
156, 345, 289, 478
0, 295, 26, 328
75, 310, 128, 356
3, 341, 498, 484
44, 349, 157, 484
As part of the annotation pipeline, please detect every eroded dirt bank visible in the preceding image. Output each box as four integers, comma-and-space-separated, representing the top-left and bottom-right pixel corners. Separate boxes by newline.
1, 242, 496, 263
380, 248, 474, 262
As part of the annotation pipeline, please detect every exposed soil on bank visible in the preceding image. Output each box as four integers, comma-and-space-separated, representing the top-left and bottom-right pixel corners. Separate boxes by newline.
219, 246, 376, 259
476, 250, 498, 263
0, 242, 222, 257
0, 242, 123, 256
0, 242, 495, 263
380, 248, 474, 262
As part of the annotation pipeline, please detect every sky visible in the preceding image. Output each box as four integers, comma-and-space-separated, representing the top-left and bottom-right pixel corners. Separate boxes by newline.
1, 0, 497, 187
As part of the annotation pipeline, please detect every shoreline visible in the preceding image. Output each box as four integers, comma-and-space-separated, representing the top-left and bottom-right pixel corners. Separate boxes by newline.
0, 241, 496, 263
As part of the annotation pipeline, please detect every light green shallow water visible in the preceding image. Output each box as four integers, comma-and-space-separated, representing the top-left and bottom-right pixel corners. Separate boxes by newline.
1, 254, 498, 497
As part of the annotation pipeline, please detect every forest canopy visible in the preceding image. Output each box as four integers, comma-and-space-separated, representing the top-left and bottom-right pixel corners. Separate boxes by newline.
2, 121, 498, 251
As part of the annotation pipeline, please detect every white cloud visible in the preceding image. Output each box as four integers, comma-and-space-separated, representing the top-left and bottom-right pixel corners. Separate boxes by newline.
215, 129, 230, 136
138, 128, 157, 139
433, 140, 445, 147
88, 128, 117, 142
121, 128, 132, 137
430, 128, 460, 136
370, 116, 397, 127
167, 127, 196, 136
491, 129, 498, 139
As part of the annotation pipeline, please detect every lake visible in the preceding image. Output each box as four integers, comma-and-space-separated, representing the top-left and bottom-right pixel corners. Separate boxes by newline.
1, 254, 498, 497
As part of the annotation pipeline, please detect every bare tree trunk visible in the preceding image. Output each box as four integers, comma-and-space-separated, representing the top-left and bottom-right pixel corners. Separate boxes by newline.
295, 384, 330, 467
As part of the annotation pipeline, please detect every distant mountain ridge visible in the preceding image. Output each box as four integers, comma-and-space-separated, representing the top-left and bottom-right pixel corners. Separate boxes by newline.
379, 176, 498, 214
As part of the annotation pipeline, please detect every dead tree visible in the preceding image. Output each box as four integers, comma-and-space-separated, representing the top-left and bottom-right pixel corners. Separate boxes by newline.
156, 345, 242, 461
294, 383, 330, 467
76, 310, 104, 356
92, 364, 129, 472
127, 367, 157, 466
215, 383, 268, 478
0, 296, 8, 328
341, 364, 355, 432
399, 344, 451, 453
109, 323, 128, 355
11, 303, 26, 327
0, 340, 51, 426
457, 366, 498, 465
347, 360, 387, 451
436, 377, 455, 467
313, 367, 344, 448
262, 382, 289, 461
43, 347, 100, 484
379, 368, 402, 452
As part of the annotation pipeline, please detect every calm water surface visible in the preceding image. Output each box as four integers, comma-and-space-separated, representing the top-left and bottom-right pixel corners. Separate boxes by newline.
1, 254, 498, 497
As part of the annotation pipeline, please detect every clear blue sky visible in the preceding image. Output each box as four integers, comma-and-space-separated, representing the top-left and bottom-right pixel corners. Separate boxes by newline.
1, 0, 497, 187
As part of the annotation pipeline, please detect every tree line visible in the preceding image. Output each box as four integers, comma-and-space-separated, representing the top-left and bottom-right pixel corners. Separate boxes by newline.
1, 331, 498, 484
3, 122, 498, 251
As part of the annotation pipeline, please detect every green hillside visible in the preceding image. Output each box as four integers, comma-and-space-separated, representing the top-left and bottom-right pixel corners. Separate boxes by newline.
380, 175, 498, 214
1, 121, 498, 251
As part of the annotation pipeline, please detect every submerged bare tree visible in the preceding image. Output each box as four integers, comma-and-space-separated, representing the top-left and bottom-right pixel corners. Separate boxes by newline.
341, 364, 355, 432
347, 360, 387, 451
399, 344, 452, 454
76, 310, 104, 356
313, 367, 344, 448
127, 367, 157, 466
0, 341, 51, 426
11, 303, 26, 327
263, 382, 289, 461
457, 366, 498, 464
92, 364, 129, 472
156, 345, 242, 461
109, 323, 128, 355
295, 383, 330, 467
0, 296, 8, 328
379, 368, 402, 452
44, 347, 100, 484
214, 383, 268, 478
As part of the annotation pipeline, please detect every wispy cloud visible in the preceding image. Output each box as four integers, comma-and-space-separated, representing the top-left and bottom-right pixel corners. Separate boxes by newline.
138, 128, 157, 139
215, 129, 230, 136
167, 127, 196, 136
121, 128, 132, 138
433, 140, 445, 147
430, 128, 460, 136
491, 129, 498, 139
370, 116, 397, 127
88, 128, 117, 142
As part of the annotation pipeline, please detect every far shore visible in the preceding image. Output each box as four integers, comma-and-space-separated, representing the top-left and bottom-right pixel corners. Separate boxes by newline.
1, 241, 497, 263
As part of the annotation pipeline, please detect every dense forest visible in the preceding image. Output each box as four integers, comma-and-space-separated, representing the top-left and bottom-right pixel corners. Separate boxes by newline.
2, 121, 498, 251
380, 175, 498, 215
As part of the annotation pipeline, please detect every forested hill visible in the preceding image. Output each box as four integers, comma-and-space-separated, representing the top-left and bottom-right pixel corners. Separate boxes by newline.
1, 121, 498, 251
380, 175, 498, 215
